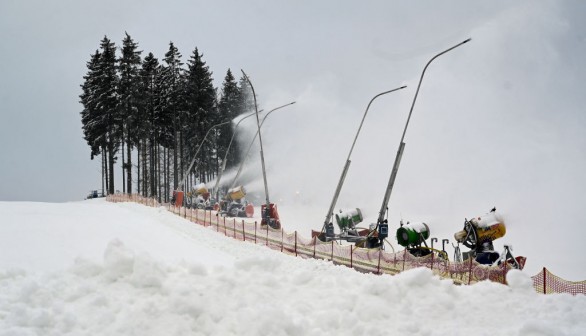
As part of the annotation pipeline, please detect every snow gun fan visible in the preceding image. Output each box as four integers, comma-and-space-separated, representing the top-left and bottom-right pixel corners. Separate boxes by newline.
396, 221, 432, 257
186, 183, 213, 210
453, 207, 526, 269
312, 207, 389, 249
318, 208, 371, 243
219, 186, 254, 218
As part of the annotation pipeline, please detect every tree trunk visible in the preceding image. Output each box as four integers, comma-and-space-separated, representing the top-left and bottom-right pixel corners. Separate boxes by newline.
137, 140, 141, 195
102, 147, 106, 196
126, 136, 132, 194
121, 127, 126, 194
108, 138, 115, 195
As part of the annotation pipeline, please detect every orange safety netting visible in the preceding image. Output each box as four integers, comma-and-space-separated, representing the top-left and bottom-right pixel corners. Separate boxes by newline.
108, 194, 585, 295
531, 267, 586, 295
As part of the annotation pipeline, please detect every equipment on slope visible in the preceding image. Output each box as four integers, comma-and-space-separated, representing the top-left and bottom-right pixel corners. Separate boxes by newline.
454, 207, 525, 269
260, 203, 281, 229
317, 87, 407, 245
184, 183, 213, 210
344, 39, 472, 250
396, 221, 432, 257
218, 185, 254, 218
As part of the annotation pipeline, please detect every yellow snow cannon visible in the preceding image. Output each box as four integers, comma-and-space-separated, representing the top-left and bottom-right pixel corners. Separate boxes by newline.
228, 186, 246, 200
454, 208, 506, 250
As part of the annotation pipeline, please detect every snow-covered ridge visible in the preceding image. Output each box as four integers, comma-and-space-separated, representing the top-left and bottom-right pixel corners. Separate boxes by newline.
1, 199, 585, 335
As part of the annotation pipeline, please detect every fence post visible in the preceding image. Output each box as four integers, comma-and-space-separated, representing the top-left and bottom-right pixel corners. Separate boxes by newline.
403, 249, 407, 271
331, 241, 334, 261
295, 231, 297, 257
350, 246, 353, 269
313, 237, 316, 258
377, 248, 382, 275
242, 220, 246, 242
431, 252, 434, 271
468, 255, 474, 285
266, 223, 269, 246
233, 218, 236, 239
281, 228, 284, 252
223, 216, 227, 236
543, 267, 547, 294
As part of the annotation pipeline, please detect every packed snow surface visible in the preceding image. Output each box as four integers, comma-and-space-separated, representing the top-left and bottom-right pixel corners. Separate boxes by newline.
1, 199, 585, 336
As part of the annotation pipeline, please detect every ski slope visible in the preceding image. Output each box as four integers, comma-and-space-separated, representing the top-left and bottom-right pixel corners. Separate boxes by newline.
1, 199, 585, 335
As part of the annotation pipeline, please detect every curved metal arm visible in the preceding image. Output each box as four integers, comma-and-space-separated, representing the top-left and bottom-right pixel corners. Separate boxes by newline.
400, 38, 471, 143
229, 101, 296, 189
212, 110, 259, 197
376, 38, 471, 224
323, 86, 406, 228
178, 120, 230, 191
240, 69, 272, 208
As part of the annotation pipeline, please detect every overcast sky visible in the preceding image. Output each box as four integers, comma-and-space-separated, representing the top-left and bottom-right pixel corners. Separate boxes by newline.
1, 1, 585, 278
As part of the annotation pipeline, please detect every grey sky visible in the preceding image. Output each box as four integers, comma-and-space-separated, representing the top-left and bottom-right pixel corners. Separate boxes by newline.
1, 1, 585, 279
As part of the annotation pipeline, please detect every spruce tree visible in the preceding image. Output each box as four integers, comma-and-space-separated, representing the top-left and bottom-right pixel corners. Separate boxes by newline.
160, 42, 184, 192
217, 69, 242, 170
138, 52, 159, 198
184, 48, 218, 184
118, 32, 143, 194
98, 36, 120, 195
80, 50, 106, 191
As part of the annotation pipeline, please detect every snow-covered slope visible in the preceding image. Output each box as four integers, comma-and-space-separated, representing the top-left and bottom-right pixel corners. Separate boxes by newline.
1, 199, 585, 335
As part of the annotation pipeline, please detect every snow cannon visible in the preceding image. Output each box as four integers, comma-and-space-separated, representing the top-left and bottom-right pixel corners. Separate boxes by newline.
335, 208, 363, 232
228, 186, 246, 200
261, 203, 281, 229
194, 183, 208, 195
454, 208, 511, 265
454, 210, 506, 250
396, 222, 431, 257
397, 222, 430, 247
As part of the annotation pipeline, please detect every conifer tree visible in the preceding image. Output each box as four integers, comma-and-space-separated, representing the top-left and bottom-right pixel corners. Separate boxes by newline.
184, 48, 218, 183
217, 69, 242, 170
138, 52, 159, 198
80, 37, 121, 195
160, 42, 184, 192
80, 50, 106, 190
118, 32, 142, 194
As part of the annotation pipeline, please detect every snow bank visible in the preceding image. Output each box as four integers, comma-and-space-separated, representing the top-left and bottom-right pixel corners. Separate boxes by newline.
1, 201, 585, 335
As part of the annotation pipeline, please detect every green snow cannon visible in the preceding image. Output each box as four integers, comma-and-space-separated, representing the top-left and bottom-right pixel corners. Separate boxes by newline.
335, 208, 363, 231
396, 222, 430, 247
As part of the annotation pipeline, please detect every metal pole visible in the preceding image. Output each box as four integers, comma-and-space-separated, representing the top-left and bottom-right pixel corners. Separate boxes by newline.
241, 70, 270, 208
178, 120, 231, 191
376, 38, 471, 224
323, 86, 406, 230
213, 110, 259, 200
229, 102, 296, 189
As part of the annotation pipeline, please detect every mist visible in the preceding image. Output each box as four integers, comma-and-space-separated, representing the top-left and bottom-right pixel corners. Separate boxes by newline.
225, 2, 586, 280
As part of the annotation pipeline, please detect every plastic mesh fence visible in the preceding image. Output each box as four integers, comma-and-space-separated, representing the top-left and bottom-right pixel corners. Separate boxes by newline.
108, 195, 585, 295
532, 267, 586, 295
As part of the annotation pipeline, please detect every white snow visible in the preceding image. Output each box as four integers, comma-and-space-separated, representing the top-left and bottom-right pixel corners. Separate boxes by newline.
471, 211, 504, 228
403, 221, 429, 234
1, 199, 585, 335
